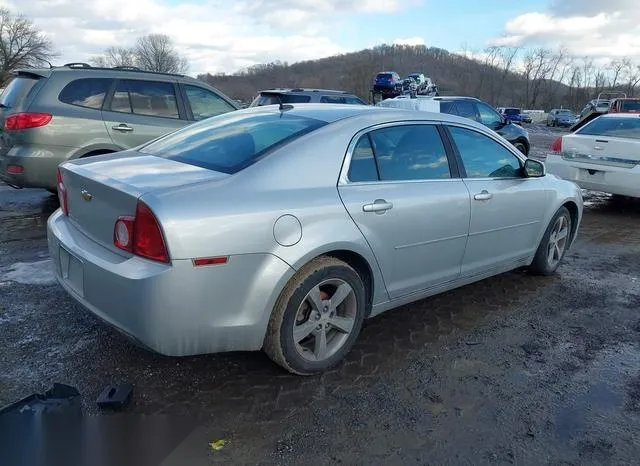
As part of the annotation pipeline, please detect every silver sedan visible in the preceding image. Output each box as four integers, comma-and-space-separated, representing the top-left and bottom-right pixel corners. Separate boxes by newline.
47, 104, 583, 375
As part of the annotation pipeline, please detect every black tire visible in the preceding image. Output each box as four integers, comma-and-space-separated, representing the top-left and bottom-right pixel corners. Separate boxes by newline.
264, 256, 366, 375
514, 141, 528, 156
46, 188, 57, 195
529, 206, 572, 276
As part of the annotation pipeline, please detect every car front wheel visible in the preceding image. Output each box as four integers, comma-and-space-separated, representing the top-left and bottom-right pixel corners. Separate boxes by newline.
264, 256, 366, 375
529, 206, 572, 275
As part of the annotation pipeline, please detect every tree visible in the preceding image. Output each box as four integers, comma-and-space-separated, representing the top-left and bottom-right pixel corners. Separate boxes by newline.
90, 47, 136, 68
134, 34, 188, 74
0, 8, 56, 82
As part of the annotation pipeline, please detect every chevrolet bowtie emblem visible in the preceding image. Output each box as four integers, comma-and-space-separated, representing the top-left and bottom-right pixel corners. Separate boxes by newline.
81, 189, 92, 202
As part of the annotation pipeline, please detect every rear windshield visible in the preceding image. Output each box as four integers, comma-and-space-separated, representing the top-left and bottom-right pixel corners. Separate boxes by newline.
578, 117, 640, 140
253, 93, 311, 106
377, 73, 393, 79
558, 109, 573, 114
139, 112, 327, 174
620, 100, 640, 111
0, 76, 40, 108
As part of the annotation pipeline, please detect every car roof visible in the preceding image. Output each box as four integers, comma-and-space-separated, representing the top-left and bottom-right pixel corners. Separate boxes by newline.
432, 96, 481, 102
258, 88, 352, 95
238, 103, 489, 129
598, 113, 640, 119
16, 63, 189, 80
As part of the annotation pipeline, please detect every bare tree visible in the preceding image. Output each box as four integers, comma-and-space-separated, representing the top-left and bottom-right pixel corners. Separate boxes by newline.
0, 8, 56, 82
608, 58, 627, 89
134, 34, 188, 74
91, 46, 136, 68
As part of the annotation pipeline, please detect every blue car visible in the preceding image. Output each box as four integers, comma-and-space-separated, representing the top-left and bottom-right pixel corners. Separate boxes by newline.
499, 107, 526, 124
373, 71, 401, 95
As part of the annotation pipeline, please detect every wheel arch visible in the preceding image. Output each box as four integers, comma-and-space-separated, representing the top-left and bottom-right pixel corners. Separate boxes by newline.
561, 200, 580, 246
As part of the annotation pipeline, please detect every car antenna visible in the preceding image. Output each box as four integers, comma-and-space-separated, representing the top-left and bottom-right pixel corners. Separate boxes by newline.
277, 95, 293, 114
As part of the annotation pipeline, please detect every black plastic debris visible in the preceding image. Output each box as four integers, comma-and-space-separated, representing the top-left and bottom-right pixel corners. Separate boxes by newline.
97, 383, 133, 410
0, 383, 81, 418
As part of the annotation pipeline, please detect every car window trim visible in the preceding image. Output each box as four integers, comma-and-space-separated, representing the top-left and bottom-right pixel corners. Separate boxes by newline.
105, 78, 184, 120
441, 123, 526, 180
338, 120, 462, 186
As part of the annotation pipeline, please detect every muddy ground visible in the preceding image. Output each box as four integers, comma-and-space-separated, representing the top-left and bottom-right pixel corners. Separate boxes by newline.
0, 124, 639, 465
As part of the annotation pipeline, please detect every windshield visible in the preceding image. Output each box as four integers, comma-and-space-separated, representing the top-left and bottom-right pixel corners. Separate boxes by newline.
0, 76, 40, 108
139, 112, 327, 174
504, 108, 520, 115
377, 73, 393, 79
252, 93, 311, 106
558, 110, 573, 115
578, 117, 640, 140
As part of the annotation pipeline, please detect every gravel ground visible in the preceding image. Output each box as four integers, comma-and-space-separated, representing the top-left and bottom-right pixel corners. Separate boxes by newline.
1, 124, 638, 465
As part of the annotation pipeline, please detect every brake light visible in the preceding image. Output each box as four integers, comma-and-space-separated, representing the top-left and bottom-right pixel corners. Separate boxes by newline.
550, 136, 563, 154
5, 112, 52, 131
114, 202, 169, 263
7, 165, 23, 174
57, 168, 68, 215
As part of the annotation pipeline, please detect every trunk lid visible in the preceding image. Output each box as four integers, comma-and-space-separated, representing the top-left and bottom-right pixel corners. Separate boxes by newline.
561, 133, 640, 168
60, 152, 228, 252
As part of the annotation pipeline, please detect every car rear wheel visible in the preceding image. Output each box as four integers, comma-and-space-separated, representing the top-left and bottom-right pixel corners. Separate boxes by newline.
264, 256, 366, 375
529, 206, 572, 276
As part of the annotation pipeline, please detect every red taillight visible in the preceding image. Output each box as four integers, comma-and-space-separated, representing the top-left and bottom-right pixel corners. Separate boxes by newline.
57, 168, 68, 215
193, 256, 228, 267
5, 112, 52, 131
114, 202, 169, 263
7, 165, 23, 174
550, 136, 563, 154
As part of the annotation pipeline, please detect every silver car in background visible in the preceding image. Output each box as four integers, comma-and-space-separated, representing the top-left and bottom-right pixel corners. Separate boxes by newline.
47, 104, 583, 375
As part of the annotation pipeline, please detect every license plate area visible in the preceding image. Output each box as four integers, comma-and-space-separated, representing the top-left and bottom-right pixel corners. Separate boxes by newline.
578, 168, 605, 182
59, 246, 84, 297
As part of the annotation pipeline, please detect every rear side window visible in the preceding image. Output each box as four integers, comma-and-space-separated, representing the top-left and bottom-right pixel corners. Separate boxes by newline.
184, 85, 235, 120
320, 95, 346, 104
0, 76, 40, 108
139, 112, 327, 174
347, 136, 378, 182
620, 100, 640, 112
253, 93, 311, 106
578, 117, 640, 140
377, 73, 393, 79
110, 80, 179, 119
59, 78, 112, 109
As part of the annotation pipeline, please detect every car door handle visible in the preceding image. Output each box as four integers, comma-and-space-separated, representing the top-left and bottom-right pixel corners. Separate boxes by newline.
112, 124, 133, 132
363, 199, 393, 213
473, 190, 493, 201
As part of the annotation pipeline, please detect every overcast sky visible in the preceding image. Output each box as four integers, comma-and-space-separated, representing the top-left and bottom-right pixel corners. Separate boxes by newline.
3, 0, 639, 75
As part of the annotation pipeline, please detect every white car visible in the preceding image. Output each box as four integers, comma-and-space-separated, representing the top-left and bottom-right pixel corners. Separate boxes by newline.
545, 113, 640, 198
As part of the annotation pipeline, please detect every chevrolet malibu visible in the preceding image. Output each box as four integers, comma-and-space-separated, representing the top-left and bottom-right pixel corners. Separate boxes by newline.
48, 104, 583, 375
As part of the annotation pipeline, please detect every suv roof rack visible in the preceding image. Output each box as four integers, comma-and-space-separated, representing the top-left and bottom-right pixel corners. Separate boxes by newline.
57, 62, 185, 77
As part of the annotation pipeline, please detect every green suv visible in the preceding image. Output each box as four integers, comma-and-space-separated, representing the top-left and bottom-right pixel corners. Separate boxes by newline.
0, 63, 239, 191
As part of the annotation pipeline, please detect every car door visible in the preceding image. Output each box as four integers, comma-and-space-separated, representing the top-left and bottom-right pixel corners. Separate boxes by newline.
444, 124, 552, 276
102, 79, 188, 149
338, 123, 471, 299
181, 83, 237, 121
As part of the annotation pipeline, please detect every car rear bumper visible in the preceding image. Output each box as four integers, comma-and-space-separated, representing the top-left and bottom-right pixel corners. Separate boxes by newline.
0, 144, 72, 190
545, 155, 640, 198
47, 209, 295, 356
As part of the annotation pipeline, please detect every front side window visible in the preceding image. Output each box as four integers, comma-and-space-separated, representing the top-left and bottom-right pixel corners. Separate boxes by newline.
139, 112, 326, 174
110, 80, 179, 119
184, 85, 235, 121
368, 125, 451, 181
476, 102, 503, 129
448, 126, 521, 178
59, 78, 112, 109
577, 117, 640, 140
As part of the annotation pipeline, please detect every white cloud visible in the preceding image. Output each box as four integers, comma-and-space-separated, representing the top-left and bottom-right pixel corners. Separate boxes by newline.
393, 37, 426, 46
1, 0, 422, 75
491, 0, 640, 59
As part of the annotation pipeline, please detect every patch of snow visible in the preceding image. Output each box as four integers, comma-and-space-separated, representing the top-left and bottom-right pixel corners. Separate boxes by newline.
1, 260, 56, 285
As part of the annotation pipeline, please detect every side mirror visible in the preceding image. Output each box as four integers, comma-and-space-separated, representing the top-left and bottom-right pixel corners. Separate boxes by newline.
524, 158, 545, 178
